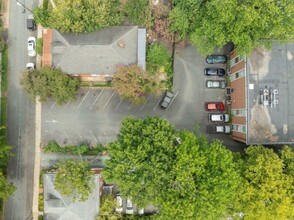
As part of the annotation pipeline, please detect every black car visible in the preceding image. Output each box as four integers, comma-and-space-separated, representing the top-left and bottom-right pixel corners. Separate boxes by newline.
206, 55, 227, 64
160, 91, 174, 109
204, 68, 226, 77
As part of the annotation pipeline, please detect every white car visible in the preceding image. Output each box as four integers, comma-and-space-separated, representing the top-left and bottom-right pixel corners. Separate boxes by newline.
125, 198, 134, 214
138, 208, 144, 215
27, 37, 36, 57
115, 194, 123, 213
26, 63, 35, 71
208, 114, 230, 122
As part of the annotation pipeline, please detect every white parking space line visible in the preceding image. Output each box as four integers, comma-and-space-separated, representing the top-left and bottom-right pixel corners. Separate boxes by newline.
50, 101, 56, 110
77, 89, 91, 109
140, 96, 150, 111
103, 91, 115, 109
76, 130, 84, 141
64, 132, 70, 144
90, 89, 104, 110
55, 138, 62, 146
153, 98, 162, 111
115, 98, 123, 110
89, 129, 98, 144
64, 100, 71, 109
169, 90, 179, 107
128, 102, 133, 110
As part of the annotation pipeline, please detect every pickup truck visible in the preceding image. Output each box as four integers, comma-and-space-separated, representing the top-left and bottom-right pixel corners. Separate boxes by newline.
207, 125, 231, 134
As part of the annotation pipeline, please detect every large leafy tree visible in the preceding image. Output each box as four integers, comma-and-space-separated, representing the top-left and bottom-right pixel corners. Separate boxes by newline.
103, 117, 241, 218
21, 67, 80, 104
54, 160, 95, 202
171, 0, 294, 55
0, 127, 12, 169
234, 145, 294, 220
156, 131, 240, 220
102, 116, 177, 207
112, 65, 163, 104
0, 171, 15, 201
34, 0, 123, 33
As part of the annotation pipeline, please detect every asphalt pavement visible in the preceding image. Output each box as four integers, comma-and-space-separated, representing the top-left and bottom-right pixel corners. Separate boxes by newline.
5, 0, 37, 219
41, 44, 246, 167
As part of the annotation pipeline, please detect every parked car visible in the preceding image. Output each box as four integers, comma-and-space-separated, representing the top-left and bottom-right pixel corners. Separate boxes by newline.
27, 14, 36, 31
208, 114, 229, 122
206, 80, 226, 88
126, 198, 134, 214
26, 63, 35, 71
138, 208, 144, 215
204, 102, 225, 111
206, 55, 227, 64
160, 91, 174, 109
204, 68, 225, 77
27, 37, 36, 57
207, 125, 231, 134
115, 194, 123, 213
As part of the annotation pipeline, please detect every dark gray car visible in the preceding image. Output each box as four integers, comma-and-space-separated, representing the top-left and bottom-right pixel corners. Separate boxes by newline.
206, 55, 227, 64
204, 68, 226, 77
160, 91, 174, 109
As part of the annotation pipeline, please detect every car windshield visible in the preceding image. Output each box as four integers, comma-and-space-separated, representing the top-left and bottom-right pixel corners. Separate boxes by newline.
208, 103, 216, 109
208, 69, 217, 74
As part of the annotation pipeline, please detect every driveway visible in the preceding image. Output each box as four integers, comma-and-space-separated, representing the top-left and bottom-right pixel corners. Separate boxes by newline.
41, 44, 246, 159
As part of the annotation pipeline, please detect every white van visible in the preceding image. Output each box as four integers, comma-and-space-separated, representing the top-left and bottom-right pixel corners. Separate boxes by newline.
208, 114, 229, 122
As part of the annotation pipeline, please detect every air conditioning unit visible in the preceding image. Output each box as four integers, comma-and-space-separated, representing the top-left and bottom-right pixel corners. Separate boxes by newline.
226, 100, 232, 105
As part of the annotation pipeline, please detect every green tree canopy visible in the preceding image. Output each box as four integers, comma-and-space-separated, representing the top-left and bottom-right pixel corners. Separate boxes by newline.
112, 65, 164, 104
103, 117, 241, 218
0, 171, 15, 201
234, 145, 294, 220
54, 160, 95, 202
156, 131, 240, 220
34, 0, 123, 33
0, 127, 12, 169
102, 116, 177, 207
171, 0, 294, 55
21, 67, 80, 104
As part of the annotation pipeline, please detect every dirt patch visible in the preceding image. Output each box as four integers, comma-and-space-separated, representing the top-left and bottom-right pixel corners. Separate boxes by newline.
249, 103, 278, 142
1, 0, 10, 29
248, 48, 271, 80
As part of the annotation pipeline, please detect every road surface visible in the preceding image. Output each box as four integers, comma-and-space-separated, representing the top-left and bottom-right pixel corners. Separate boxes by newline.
5, 0, 36, 219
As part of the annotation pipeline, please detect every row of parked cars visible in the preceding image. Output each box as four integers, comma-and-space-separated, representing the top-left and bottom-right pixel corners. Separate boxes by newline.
116, 194, 144, 215
204, 102, 231, 134
205, 55, 227, 89
205, 55, 231, 133
26, 37, 36, 71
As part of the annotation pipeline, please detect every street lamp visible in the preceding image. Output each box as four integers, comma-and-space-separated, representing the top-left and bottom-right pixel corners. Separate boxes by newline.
13, 0, 33, 13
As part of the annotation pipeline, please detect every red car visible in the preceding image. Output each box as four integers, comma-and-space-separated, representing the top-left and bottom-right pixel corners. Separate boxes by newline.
204, 102, 225, 111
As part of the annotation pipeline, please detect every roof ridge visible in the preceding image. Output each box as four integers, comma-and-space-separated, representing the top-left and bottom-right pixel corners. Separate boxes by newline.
110, 26, 138, 46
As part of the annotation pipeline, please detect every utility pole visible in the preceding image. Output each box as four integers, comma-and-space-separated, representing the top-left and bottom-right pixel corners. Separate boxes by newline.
14, 0, 33, 13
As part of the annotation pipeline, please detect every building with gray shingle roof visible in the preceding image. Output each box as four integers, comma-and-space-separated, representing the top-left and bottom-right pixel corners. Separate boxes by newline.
52, 26, 146, 75
43, 173, 100, 220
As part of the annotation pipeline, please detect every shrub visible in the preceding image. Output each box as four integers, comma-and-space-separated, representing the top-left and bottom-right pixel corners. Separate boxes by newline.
123, 0, 152, 27
36, 38, 43, 56
146, 43, 171, 73
43, 141, 105, 155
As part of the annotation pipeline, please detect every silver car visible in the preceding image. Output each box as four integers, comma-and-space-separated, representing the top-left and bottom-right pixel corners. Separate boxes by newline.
206, 80, 226, 88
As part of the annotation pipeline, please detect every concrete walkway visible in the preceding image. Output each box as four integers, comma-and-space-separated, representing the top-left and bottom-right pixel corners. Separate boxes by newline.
32, 18, 43, 220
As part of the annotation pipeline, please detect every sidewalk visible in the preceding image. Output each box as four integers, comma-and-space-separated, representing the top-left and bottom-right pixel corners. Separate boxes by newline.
32, 16, 43, 220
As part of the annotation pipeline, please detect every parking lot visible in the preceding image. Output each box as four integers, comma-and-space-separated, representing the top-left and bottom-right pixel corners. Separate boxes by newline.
41, 44, 245, 153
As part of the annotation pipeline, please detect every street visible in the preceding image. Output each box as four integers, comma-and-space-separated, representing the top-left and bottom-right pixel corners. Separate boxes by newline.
5, 0, 36, 219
